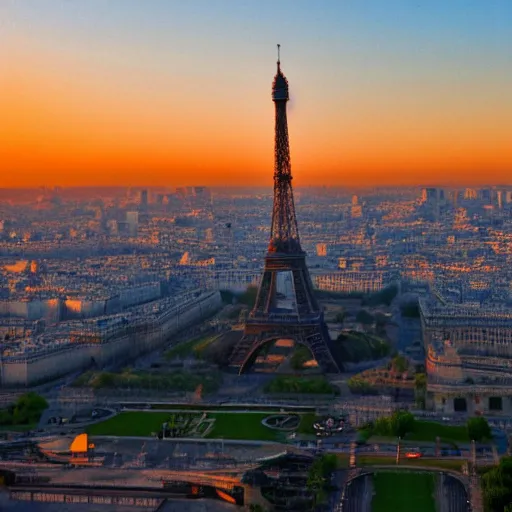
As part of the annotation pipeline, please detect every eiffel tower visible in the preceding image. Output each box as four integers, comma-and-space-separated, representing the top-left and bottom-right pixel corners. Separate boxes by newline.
229, 46, 340, 374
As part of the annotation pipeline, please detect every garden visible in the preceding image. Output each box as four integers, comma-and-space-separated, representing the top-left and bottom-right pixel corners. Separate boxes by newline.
86, 409, 317, 441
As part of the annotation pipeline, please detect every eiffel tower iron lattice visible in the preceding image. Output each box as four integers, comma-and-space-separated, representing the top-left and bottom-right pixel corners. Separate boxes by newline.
229, 46, 340, 374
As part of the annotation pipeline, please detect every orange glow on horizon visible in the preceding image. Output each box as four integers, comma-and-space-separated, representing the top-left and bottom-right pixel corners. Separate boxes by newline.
2, 34, 511, 188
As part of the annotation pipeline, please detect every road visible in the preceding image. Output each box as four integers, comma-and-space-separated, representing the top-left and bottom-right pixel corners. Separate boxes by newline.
439, 473, 471, 512
338, 473, 372, 512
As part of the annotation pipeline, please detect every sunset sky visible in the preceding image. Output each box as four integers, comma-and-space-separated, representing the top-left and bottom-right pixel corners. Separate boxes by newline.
2, 0, 512, 188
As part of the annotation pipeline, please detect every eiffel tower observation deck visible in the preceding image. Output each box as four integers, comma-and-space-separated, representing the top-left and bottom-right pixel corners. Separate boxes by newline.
229, 46, 340, 374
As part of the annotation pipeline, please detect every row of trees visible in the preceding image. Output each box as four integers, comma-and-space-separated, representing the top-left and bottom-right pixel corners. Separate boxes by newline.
347, 376, 378, 395
74, 368, 222, 393
0, 392, 48, 426
265, 376, 338, 395
366, 411, 492, 443
371, 410, 416, 438
362, 284, 399, 307
334, 331, 391, 363
306, 453, 339, 507
466, 416, 491, 442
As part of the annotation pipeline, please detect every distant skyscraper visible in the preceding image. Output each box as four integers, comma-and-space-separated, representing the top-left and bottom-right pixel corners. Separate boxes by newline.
421, 187, 445, 221
497, 190, 503, 209
422, 187, 444, 203
126, 211, 139, 237
479, 188, 492, 203
140, 189, 148, 211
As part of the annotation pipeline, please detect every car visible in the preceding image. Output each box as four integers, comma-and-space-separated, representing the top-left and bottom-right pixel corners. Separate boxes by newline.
405, 451, 422, 459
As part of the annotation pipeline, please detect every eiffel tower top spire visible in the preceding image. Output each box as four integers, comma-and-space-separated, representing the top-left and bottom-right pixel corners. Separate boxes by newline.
269, 45, 301, 254
272, 44, 289, 102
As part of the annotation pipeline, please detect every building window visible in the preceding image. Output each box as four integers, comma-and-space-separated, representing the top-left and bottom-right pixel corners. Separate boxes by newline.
489, 397, 503, 411
454, 398, 467, 412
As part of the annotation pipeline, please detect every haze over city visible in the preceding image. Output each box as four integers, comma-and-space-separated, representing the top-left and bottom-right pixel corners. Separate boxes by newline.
3, 2, 512, 512
2, 0, 512, 188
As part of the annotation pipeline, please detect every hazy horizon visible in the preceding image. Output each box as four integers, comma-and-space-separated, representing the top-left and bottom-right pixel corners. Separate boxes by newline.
2, 0, 512, 187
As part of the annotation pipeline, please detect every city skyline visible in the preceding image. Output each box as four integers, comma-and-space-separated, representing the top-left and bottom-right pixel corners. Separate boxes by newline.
2, 0, 512, 188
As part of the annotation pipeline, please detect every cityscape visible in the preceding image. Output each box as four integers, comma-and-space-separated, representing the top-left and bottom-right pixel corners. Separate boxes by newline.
2, 1, 512, 512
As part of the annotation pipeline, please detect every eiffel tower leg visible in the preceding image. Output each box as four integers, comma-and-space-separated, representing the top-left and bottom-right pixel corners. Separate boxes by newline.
229, 322, 340, 374
253, 271, 272, 316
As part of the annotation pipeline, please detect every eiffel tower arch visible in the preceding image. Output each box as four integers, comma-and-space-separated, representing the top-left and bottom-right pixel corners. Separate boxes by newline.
229, 46, 340, 375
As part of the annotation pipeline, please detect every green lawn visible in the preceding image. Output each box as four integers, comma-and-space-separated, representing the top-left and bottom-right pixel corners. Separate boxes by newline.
366, 420, 470, 445
407, 420, 469, 443
358, 455, 463, 472
205, 412, 315, 441
206, 413, 282, 441
0, 423, 38, 433
372, 472, 436, 512
336, 453, 463, 472
87, 410, 311, 441
297, 413, 316, 435
164, 334, 218, 360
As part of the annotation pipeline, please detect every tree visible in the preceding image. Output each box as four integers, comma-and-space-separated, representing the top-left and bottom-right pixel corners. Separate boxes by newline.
335, 311, 346, 324
320, 453, 338, 475
307, 459, 326, 506
482, 457, 512, 512
467, 416, 491, 442
371, 410, 415, 438
414, 373, 427, 409
414, 373, 427, 390
374, 312, 388, 327
0, 392, 48, 426
356, 309, 374, 325
237, 286, 258, 308
391, 410, 416, 438
400, 301, 420, 318
391, 355, 408, 374
307, 454, 338, 506
291, 346, 312, 371
379, 284, 399, 306
364, 284, 398, 306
